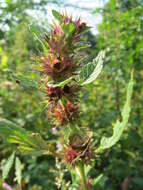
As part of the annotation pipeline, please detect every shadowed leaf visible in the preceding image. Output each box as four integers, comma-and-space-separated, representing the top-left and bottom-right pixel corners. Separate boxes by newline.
0, 118, 49, 155
15, 74, 38, 90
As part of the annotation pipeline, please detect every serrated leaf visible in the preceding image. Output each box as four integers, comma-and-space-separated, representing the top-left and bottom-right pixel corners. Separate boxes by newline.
0, 118, 26, 136
52, 10, 62, 21
99, 72, 134, 150
79, 62, 95, 83
0, 118, 49, 155
79, 50, 105, 85
15, 74, 38, 90
2, 152, 15, 180
0, 118, 36, 147
15, 157, 22, 186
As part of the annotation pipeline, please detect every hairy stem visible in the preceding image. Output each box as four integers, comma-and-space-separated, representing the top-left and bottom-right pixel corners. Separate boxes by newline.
76, 162, 88, 190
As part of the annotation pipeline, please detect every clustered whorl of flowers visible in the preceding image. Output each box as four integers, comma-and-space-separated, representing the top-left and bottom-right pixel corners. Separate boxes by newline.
38, 10, 93, 165
40, 12, 87, 126
63, 133, 93, 165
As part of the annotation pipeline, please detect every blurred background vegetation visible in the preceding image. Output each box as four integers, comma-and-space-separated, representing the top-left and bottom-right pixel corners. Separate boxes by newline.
0, 0, 143, 189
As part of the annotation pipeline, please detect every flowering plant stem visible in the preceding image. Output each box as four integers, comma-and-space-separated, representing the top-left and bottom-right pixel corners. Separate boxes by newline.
76, 162, 88, 190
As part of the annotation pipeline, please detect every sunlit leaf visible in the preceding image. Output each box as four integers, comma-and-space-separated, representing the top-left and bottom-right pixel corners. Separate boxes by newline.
92, 174, 104, 186
62, 23, 75, 34
79, 50, 105, 85
99, 72, 134, 150
52, 10, 62, 21
15, 157, 23, 186
6, 0, 12, 5
1, 54, 8, 69
47, 77, 73, 88
2, 152, 15, 180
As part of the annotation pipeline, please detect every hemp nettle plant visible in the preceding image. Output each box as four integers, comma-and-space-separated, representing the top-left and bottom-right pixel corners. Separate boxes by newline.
0, 10, 133, 190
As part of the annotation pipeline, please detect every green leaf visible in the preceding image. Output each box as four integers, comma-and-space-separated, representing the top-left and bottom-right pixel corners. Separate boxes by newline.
0, 179, 2, 188
0, 118, 34, 146
47, 77, 73, 88
15, 157, 23, 186
79, 50, 105, 85
79, 62, 95, 83
0, 118, 26, 136
68, 23, 76, 33
93, 8, 103, 14
62, 23, 76, 34
0, 118, 49, 155
132, 177, 143, 187
2, 152, 15, 180
52, 10, 62, 21
99, 72, 134, 150
14, 74, 38, 90
1, 54, 8, 69
29, 24, 48, 55
63, 127, 71, 141
75, 42, 91, 50
92, 174, 104, 186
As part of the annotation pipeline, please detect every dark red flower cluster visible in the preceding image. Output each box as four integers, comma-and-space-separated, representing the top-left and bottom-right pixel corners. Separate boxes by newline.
46, 83, 79, 103
61, 134, 93, 165
40, 11, 87, 125
52, 100, 79, 125
42, 13, 87, 80
64, 146, 78, 164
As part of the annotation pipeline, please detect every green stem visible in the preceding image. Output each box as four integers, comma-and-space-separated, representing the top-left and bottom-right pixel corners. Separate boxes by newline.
76, 162, 88, 190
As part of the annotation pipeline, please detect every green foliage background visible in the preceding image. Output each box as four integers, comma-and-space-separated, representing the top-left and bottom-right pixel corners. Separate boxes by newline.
0, 0, 143, 189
